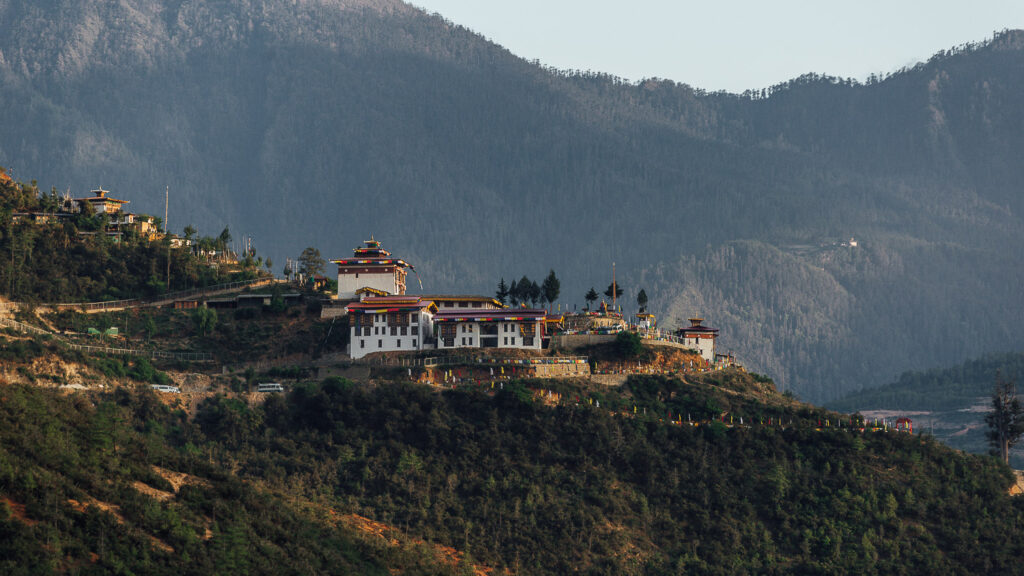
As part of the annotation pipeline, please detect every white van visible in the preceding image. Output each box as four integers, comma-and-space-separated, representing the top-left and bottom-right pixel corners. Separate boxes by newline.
150, 384, 181, 394
256, 383, 285, 393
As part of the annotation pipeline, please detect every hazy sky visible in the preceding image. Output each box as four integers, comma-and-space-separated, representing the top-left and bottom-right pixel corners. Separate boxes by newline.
409, 0, 1024, 93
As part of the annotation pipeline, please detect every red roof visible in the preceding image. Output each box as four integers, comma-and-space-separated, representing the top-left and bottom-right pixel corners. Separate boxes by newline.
346, 296, 436, 313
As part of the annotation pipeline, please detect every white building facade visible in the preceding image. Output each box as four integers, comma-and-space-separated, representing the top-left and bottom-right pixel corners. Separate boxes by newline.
347, 297, 437, 359
434, 309, 546, 351
677, 318, 718, 363
332, 238, 414, 300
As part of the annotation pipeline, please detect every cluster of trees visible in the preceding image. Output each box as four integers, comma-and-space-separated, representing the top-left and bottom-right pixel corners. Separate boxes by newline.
495, 270, 559, 308
582, 283, 640, 312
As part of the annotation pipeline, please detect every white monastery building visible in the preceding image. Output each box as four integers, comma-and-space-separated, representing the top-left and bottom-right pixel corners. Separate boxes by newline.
434, 308, 546, 351
676, 317, 718, 364
332, 238, 414, 300
346, 296, 437, 359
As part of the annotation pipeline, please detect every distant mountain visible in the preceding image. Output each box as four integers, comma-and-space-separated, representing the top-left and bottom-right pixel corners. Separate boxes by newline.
2, 0, 1023, 400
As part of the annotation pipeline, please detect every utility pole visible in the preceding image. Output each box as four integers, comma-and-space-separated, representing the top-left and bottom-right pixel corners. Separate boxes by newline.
165, 186, 171, 292
612, 262, 617, 312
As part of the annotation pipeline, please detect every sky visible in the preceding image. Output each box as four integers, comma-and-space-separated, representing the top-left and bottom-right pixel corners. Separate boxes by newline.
409, 0, 1024, 93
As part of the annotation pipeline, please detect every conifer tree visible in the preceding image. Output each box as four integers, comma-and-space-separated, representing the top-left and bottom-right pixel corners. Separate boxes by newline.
986, 374, 1024, 464
496, 278, 509, 305
637, 288, 648, 312
541, 269, 560, 308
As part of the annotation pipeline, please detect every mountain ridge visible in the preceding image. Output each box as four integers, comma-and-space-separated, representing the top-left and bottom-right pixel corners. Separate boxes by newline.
1, 1, 1023, 400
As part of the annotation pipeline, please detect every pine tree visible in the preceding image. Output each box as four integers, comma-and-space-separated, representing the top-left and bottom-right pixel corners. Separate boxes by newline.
604, 282, 623, 301
585, 287, 598, 310
496, 278, 509, 305
637, 288, 648, 312
541, 269, 560, 309
528, 280, 541, 307
986, 374, 1024, 464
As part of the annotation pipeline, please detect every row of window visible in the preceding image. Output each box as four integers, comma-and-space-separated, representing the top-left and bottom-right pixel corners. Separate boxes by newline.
357, 326, 419, 336
362, 313, 419, 324
359, 338, 419, 349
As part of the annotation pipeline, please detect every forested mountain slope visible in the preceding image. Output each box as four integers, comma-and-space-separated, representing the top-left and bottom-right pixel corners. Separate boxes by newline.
4, 372, 1024, 574
1, 1, 1023, 400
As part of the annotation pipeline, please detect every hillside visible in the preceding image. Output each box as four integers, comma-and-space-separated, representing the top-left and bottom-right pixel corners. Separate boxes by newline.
1, 1, 1024, 400
828, 352, 1024, 467
3, 342, 1024, 574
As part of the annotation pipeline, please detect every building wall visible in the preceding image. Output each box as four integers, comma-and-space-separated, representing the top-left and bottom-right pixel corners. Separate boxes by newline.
437, 321, 542, 350
681, 334, 716, 363
349, 310, 432, 359
338, 271, 397, 299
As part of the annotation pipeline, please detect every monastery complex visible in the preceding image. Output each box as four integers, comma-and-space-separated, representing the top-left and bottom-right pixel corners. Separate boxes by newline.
333, 238, 726, 364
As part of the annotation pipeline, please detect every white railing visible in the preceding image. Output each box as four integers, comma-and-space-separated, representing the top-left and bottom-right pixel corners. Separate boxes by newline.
64, 343, 213, 362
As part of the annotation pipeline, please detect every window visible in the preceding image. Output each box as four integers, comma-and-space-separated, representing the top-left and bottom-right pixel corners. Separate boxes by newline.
413, 339, 417, 347
360, 339, 365, 348
411, 313, 418, 321
461, 337, 465, 345
503, 337, 508, 345
523, 337, 534, 346
411, 326, 418, 335
472, 302, 482, 308
459, 302, 468, 308
374, 327, 379, 335
510, 338, 516, 346
390, 326, 397, 336
378, 340, 382, 348
363, 327, 371, 336
401, 327, 407, 335
397, 339, 401, 348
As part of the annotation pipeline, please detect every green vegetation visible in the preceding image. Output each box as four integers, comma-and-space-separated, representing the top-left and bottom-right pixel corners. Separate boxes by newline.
830, 353, 1024, 413
177, 373, 1024, 575
0, 384, 458, 575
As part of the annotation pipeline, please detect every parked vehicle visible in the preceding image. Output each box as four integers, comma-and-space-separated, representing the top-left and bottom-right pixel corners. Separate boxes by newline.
256, 383, 285, 393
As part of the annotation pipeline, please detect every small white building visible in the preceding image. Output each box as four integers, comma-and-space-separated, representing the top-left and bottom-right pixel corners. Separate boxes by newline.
332, 238, 415, 300
677, 317, 718, 364
434, 308, 546, 350
347, 296, 437, 359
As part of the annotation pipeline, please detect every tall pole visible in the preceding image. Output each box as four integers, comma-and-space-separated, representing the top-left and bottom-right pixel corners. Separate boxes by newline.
165, 186, 171, 292
612, 262, 617, 312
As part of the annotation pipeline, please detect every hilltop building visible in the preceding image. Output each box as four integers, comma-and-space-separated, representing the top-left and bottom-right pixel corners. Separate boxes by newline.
434, 308, 546, 350
12, 187, 157, 242
74, 188, 129, 214
346, 296, 437, 359
677, 317, 718, 363
332, 238, 415, 300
